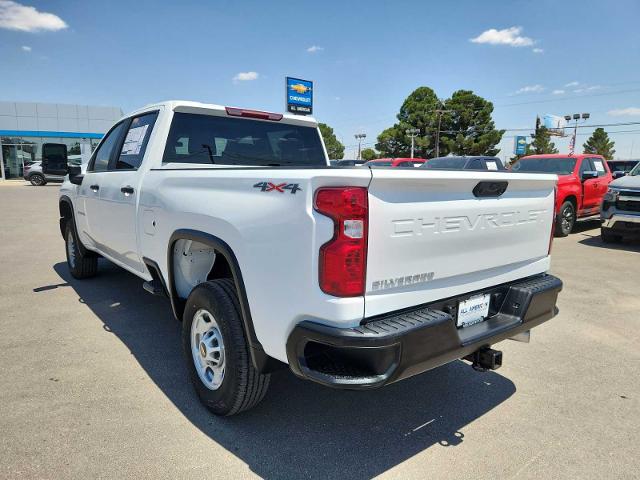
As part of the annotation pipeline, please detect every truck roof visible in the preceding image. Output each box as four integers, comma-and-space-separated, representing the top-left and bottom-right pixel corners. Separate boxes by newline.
126, 100, 318, 127
521, 153, 604, 159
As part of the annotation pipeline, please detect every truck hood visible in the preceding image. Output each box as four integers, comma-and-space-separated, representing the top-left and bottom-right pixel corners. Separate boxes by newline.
610, 175, 640, 190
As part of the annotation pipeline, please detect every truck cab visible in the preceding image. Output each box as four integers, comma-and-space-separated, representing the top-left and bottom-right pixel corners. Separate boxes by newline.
511, 154, 612, 236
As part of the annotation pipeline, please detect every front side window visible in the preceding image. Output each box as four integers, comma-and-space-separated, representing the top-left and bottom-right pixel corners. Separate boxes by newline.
588, 157, 607, 177
116, 112, 158, 170
162, 113, 326, 167
89, 122, 128, 172
579, 158, 595, 176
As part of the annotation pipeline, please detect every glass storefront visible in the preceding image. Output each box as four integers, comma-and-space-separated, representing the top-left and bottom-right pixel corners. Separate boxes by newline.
0, 136, 100, 180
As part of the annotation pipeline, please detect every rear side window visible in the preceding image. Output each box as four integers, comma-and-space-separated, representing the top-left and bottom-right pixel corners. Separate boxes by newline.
162, 112, 326, 167
116, 112, 158, 170
89, 121, 128, 172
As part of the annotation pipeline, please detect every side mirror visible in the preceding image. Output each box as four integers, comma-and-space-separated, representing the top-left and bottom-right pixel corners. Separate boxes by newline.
613, 171, 626, 179
581, 171, 598, 181
68, 165, 83, 185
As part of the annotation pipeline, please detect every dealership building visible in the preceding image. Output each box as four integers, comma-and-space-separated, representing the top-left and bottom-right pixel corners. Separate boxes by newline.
0, 101, 123, 180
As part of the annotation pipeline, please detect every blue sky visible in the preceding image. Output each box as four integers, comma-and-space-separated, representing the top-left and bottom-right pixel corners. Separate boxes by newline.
2, 0, 640, 160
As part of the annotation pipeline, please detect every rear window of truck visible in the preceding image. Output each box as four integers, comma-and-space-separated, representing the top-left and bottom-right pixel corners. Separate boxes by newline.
162, 112, 326, 167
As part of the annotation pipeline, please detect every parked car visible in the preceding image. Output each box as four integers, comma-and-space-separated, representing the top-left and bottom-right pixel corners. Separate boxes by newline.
364, 158, 426, 168
511, 154, 612, 236
59, 100, 562, 416
606, 159, 639, 179
601, 161, 640, 242
23, 152, 83, 186
329, 159, 365, 167
421, 156, 505, 171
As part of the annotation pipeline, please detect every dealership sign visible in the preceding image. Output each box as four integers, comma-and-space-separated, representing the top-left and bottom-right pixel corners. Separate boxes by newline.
286, 77, 313, 115
514, 135, 527, 155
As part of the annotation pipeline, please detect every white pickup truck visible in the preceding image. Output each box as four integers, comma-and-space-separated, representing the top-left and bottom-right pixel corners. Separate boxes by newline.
59, 101, 562, 416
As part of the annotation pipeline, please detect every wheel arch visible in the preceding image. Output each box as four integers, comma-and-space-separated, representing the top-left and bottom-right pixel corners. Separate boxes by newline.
165, 229, 281, 373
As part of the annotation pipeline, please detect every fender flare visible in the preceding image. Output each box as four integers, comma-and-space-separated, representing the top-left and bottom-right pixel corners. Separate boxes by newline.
166, 229, 281, 373
59, 195, 94, 257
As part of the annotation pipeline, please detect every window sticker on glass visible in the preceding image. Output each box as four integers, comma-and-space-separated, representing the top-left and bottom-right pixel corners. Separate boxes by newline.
486, 161, 498, 171
121, 124, 149, 156
593, 160, 605, 172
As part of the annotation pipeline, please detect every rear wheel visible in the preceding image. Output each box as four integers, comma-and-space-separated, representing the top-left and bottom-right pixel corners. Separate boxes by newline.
555, 201, 576, 237
29, 174, 46, 186
65, 222, 98, 279
182, 279, 270, 416
601, 229, 622, 243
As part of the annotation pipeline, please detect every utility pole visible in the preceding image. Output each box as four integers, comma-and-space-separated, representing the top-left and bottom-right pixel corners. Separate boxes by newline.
354, 133, 366, 160
405, 128, 419, 158
433, 105, 452, 158
564, 113, 589, 155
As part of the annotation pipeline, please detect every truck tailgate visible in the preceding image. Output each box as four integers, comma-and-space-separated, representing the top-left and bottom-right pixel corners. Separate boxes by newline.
365, 169, 557, 317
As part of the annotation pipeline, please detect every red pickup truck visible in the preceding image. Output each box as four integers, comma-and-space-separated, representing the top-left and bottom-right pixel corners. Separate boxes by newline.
511, 154, 612, 236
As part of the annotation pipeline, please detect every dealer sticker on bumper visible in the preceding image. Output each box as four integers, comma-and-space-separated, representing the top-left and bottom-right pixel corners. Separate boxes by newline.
457, 294, 491, 328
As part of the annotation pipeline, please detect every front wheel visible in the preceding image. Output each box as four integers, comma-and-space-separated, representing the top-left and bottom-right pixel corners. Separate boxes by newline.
29, 174, 46, 186
555, 201, 576, 237
65, 222, 98, 279
182, 279, 270, 416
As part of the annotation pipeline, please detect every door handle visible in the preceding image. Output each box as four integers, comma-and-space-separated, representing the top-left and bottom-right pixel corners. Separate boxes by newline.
90, 184, 100, 192
121, 186, 134, 195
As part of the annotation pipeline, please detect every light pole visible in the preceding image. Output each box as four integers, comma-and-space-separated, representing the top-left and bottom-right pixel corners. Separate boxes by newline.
405, 128, 420, 158
564, 113, 589, 155
354, 133, 366, 160
434, 102, 452, 158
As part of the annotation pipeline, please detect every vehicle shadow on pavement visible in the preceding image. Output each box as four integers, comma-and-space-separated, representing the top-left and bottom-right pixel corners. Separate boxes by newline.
52, 261, 516, 480
577, 232, 640, 253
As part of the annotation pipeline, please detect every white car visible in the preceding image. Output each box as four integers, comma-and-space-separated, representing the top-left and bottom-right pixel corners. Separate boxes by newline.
59, 100, 562, 415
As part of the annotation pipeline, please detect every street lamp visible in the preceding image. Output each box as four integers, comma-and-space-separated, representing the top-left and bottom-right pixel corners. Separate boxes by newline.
565, 113, 589, 155
354, 133, 367, 160
405, 128, 420, 158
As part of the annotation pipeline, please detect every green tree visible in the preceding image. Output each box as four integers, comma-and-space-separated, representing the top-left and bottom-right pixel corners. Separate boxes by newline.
375, 86, 503, 158
526, 126, 558, 155
318, 123, 344, 159
360, 148, 378, 161
376, 87, 441, 158
441, 90, 504, 156
583, 128, 615, 159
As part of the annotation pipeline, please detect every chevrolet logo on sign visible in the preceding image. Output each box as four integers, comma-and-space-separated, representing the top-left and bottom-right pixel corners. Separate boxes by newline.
289, 83, 311, 94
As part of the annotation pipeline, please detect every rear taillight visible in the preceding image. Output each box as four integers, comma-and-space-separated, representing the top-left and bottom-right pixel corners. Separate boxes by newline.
225, 107, 283, 121
314, 187, 368, 297
549, 186, 557, 254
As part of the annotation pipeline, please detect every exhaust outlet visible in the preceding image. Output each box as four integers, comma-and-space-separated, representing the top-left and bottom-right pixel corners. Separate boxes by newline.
465, 347, 502, 371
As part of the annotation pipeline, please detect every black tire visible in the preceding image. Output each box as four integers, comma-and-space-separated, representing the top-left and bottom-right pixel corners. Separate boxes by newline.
65, 222, 98, 279
555, 201, 576, 237
29, 174, 46, 186
182, 278, 270, 416
601, 229, 622, 243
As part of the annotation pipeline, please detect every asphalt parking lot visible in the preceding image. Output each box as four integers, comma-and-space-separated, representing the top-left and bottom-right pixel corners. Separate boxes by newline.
0, 181, 638, 480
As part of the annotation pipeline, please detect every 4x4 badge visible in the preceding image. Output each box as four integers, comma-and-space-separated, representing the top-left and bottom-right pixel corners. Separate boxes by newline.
253, 182, 301, 194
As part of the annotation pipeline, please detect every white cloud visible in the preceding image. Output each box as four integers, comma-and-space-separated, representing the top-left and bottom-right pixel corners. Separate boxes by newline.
608, 107, 640, 117
552, 89, 565, 95
532, 48, 544, 53
470, 26, 534, 47
306, 45, 324, 53
565, 81, 580, 87
514, 84, 545, 95
573, 85, 601, 93
21, 45, 31, 51
232, 71, 259, 83
0, 1, 67, 32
